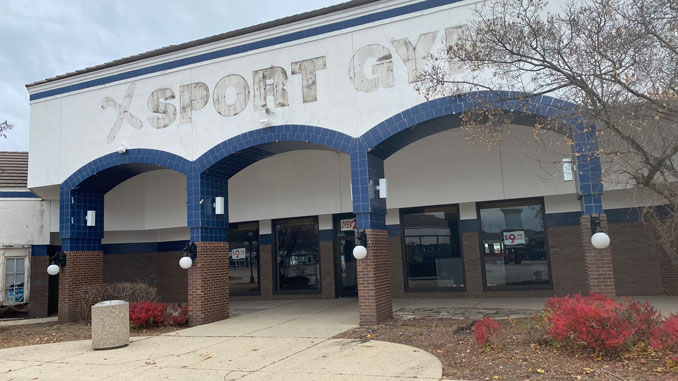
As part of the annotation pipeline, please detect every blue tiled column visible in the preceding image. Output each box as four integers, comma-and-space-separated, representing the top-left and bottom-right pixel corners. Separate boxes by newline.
350, 142, 386, 230
573, 123, 604, 215
186, 172, 229, 241
185, 171, 230, 325
58, 185, 105, 322
350, 143, 392, 324
59, 186, 104, 251
572, 123, 616, 296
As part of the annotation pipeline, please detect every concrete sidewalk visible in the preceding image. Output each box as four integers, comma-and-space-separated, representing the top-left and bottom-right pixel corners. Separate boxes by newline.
0, 299, 441, 380
1, 296, 676, 380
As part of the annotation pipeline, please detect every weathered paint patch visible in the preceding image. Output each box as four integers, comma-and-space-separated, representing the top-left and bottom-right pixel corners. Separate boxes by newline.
253, 66, 289, 110
391, 31, 438, 83
147, 88, 177, 129
349, 44, 394, 92
444, 25, 469, 76
291, 56, 327, 103
101, 83, 142, 144
180, 82, 210, 124
213, 74, 250, 117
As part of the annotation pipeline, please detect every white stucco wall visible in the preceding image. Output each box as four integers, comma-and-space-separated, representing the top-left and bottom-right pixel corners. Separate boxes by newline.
0, 199, 50, 245
26, 0, 659, 244
384, 125, 576, 209
104, 169, 187, 231
27, 0, 481, 189
228, 150, 353, 222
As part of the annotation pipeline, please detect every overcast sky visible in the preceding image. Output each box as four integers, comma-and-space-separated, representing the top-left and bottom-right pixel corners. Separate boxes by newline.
0, 0, 345, 152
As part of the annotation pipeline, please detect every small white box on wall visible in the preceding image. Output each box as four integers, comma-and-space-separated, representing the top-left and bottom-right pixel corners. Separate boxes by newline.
378, 178, 388, 199
86, 210, 96, 226
215, 197, 225, 215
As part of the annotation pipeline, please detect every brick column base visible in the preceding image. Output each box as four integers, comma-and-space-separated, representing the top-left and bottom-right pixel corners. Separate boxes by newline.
357, 229, 392, 325
258, 244, 273, 297
659, 253, 678, 296
58, 251, 103, 323
580, 215, 616, 297
28, 256, 50, 317
188, 241, 229, 326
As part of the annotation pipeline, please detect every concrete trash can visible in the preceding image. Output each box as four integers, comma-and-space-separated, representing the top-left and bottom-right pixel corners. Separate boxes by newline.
91, 300, 130, 350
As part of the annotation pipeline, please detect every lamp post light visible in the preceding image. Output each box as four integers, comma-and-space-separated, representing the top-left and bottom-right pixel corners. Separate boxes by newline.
247, 231, 255, 284
46, 251, 67, 275
352, 229, 368, 260
179, 242, 197, 269
590, 215, 611, 249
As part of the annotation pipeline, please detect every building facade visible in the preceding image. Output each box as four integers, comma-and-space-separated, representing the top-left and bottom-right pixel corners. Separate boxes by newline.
21, 0, 678, 325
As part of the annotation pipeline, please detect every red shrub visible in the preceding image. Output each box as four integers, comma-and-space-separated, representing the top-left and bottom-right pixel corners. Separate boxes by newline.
473, 317, 503, 346
129, 301, 166, 327
166, 304, 189, 326
544, 294, 636, 353
623, 299, 662, 340
650, 313, 678, 358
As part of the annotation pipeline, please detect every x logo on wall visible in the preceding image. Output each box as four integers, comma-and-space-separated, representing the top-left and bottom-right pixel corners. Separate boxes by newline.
101, 83, 143, 143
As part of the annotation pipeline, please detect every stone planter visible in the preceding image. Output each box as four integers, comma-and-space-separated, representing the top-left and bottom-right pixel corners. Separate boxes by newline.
91, 300, 129, 350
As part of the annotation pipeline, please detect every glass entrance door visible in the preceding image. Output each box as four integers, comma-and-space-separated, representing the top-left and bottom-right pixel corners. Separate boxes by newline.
334, 214, 358, 297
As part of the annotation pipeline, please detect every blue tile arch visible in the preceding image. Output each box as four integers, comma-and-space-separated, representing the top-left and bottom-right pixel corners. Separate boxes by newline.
62, 149, 191, 192
190, 125, 353, 241
54, 93, 605, 241
194, 124, 354, 177
60, 149, 192, 251
358, 91, 604, 216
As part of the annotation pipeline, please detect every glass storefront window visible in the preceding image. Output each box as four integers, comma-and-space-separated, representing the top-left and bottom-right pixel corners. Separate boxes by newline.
478, 199, 551, 288
5, 257, 26, 304
274, 217, 320, 292
228, 222, 260, 296
401, 205, 464, 291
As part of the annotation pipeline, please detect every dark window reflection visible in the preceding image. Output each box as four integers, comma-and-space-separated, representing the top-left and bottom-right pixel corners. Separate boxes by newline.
275, 217, 320, 292
228, 222, 260, 296
5, 257, 25, 304
402, 205, 464, 290
478, 199, 550, 288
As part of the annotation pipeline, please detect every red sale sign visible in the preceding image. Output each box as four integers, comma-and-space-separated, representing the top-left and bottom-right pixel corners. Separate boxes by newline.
230, 248, 247, 259
340, 218, 357, 231
503, 231, 526, 245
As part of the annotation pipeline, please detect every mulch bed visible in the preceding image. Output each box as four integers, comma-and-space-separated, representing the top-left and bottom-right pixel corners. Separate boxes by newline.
334, 317, 678, 380
0, 322, 183, 350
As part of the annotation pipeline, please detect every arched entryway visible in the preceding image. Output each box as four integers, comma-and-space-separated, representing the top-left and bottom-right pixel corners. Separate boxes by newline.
57, 149, 191, 323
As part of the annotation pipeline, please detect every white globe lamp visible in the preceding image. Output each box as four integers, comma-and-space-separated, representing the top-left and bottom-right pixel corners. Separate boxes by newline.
591, 232, 610, 249
47, 264, 61, 276
353, 245, 367, 260
179, 256, 193, 269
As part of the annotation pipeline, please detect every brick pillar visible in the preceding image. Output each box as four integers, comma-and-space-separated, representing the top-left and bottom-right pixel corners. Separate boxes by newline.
28, 255, 50, 317
462, 231, 484, 297
357, 229, 392, 325
320, 238, 335, 299
259, 243, 273, 297
58, 251, 103, 323
580, 215, 616, 297
188, 241, 229, 326
659, 251, 678, 296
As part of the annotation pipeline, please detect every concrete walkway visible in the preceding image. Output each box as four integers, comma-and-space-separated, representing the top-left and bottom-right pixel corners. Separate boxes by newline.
1, 296, 676, 380
0, 316, 57, 327
0, 299, 441, 380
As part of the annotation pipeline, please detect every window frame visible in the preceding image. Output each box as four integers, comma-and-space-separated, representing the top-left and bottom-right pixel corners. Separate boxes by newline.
272, 215, 322, 295
1, 247, 31, 306
227, 221, 261, 296
476, 197, 553, 291
399, 204, 466, 293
